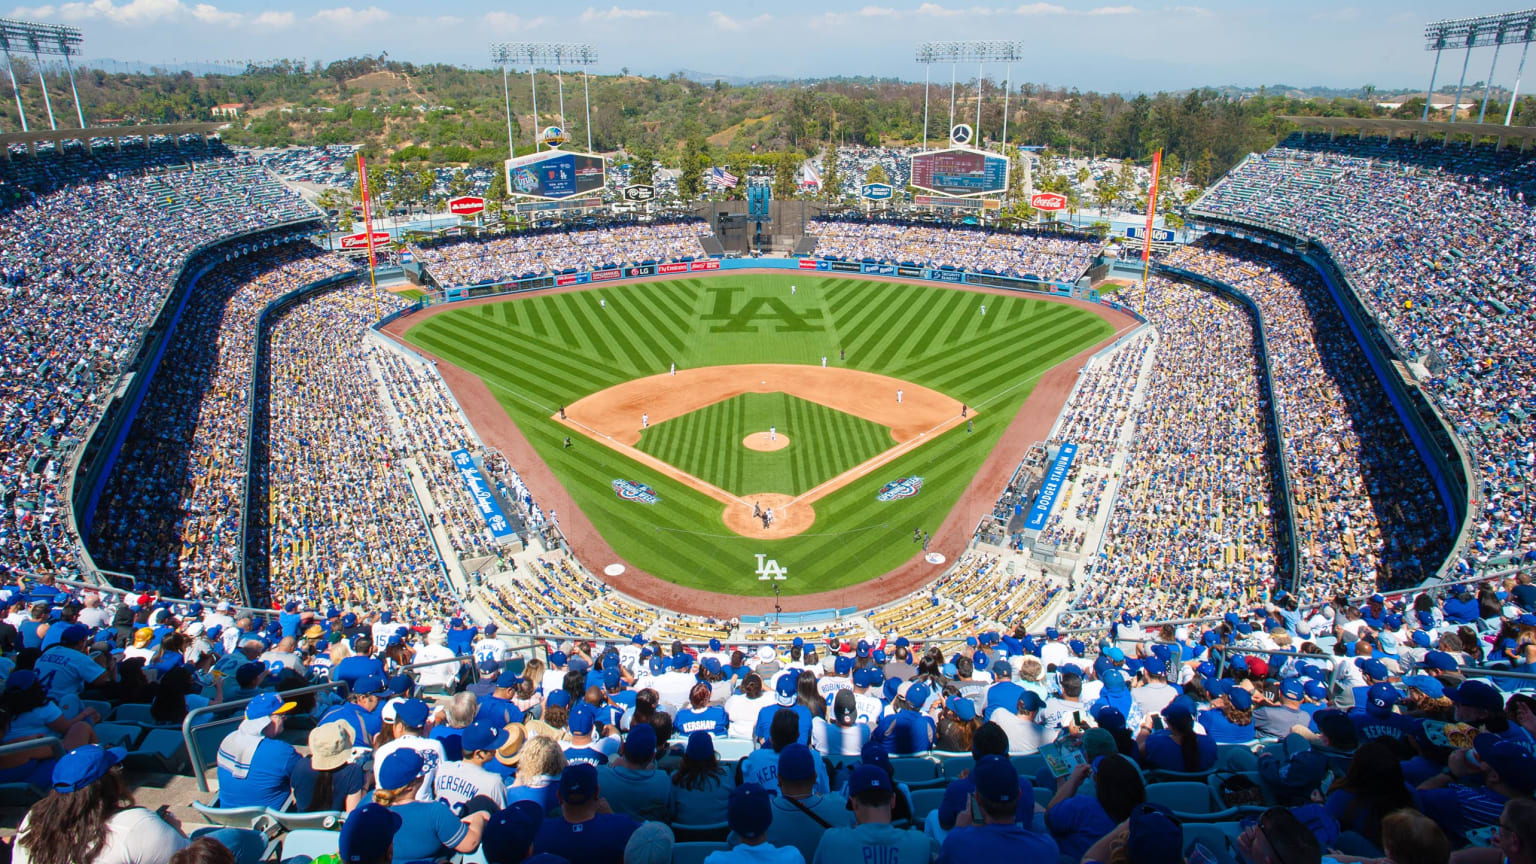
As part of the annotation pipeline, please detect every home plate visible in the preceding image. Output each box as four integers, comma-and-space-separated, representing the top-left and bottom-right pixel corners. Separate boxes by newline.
924, 553, 946, 565
604, 564, 626, 576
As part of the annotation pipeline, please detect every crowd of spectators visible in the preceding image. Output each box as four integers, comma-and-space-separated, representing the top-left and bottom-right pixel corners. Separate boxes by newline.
1071, 276, 1286, 623
412, 221, 713, 288
12, 565, 1536, 864
1193, 135, 1536, 576
0, 142, 316, 588
1166, 237, 1453, 598
90, 247, 358, 600
808, 219, 1099, 283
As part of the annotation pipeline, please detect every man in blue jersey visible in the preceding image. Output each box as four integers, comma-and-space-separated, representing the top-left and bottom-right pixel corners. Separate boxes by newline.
875, 681, 935, 754
938, 755, 1058, 862
753, 672, 813, 746
319, 672, 387, 748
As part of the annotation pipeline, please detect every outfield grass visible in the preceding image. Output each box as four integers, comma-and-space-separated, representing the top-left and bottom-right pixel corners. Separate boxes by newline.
635, 392, 893, 497
405, 274, 1111, 598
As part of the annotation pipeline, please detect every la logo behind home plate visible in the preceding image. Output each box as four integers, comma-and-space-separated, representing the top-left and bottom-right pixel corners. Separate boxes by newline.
754, 553, 788, 581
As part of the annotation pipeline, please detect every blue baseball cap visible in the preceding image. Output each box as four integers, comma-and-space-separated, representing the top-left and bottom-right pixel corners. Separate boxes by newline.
778, 742, 817, 782
1401, 674, 1445, 699
1227, 688, 1252, 711
1101, 669, 1127, 693
1280, 679, 1305, 700
245, 691, 297, 720
1094, 706, 1126, 730
495, 669, 522, 690
835, 656, 854, 676
1424, 651, 1459, 672
685, 731, 715, 762
1303, 680, 1328, 702
973, 755, 1019, 804
1357, 658, 1389, 681
378, 748, 424, 789
899, 681, 929, 708
546, 690, 572, 709
480, 800, 542, 864
567, 703, 596, 736
728, 784, 773, 840
848, 763, 891, 797
462, 721, 510, 754
51, 745, 125, 793
1366, 683, 1403, 716
1141, 657, 1167, 677
393, 698, 430, 729
338, 803, 402, 864
1448, 680, 1505, 713
355, 673, 388, 696
549, 652, 567, 667
1126, 804, 1183, 864
623, 722, 657, 761
946, 697, 977, 722
775, 673, 798, 704
1018, 691, 1047, 713
558, 762, 598, 805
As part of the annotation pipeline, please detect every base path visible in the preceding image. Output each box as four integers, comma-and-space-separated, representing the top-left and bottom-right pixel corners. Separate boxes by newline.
381, 269, 1140, 616
743, 432, 789, 452
723, 493, 810, 539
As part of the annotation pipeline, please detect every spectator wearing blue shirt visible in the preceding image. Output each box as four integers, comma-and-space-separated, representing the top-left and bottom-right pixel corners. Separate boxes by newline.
336, 803, 401, 864
676, 682, 728, 736
753, 673, 813, 746
474, 670, 526, 728
215, 692, 300, 809
331, 636, 383, 690
1198, 685, 1256, 744
34, 624, 109, 716
875, 681, 935, 754
1045, 754, 1147, 861
374, 749, 487, 864
670, 732, 732, 825
1419, 737, 1536, 847
1322, 740, 1417, 847
939, 723, 1037, 831
1087, 668, 1133, 721
1348, 683, 1417, 745
531, 763, 639, 864
318, 672, 386, 749
1137, 699, 1217, 772
707, 783, 801, 864
811, 764, 932, 864
741, 707, 830, 794
938, 755, 1059, 863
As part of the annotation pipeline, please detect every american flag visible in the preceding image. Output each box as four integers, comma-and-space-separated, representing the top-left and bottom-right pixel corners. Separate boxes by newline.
706, 166, 739, 189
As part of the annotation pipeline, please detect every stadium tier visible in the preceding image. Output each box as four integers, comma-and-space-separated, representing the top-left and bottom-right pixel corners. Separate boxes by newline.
4, 129, 1536, 864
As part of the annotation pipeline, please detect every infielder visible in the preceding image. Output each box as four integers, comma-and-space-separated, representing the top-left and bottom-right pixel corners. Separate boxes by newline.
770, 426, 776, 442
897, 389, 903, 404
642, 413, 649, 428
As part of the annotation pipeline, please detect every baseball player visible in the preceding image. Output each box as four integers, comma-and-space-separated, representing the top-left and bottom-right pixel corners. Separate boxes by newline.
980, 303, 986, 315
770, 426, 776, 442
821, 356, 827, 368
642, 413, 649, 429
896, 389, 903, 404
670, 362, 676, 376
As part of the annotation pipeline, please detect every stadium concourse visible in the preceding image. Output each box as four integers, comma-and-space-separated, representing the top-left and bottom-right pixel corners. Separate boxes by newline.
0, 130, 1535, 864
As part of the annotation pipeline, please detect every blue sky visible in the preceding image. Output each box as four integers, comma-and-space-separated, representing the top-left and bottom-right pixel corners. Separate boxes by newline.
8, 0, 1527, 93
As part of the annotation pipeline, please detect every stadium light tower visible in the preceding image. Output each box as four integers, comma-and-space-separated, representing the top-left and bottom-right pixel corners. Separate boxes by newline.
490, 42, 599, 158
0, 18, 86, 132
915, 41, 1023, 151
1422, 9, 1536, 126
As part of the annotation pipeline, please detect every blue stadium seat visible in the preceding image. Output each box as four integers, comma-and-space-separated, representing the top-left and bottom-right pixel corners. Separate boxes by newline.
94, 721, 147, 750
890, 756, 941, 788
1146, 781, 1219, 816
123, 728, 191, 775
265, 809, 346, 832
193, 800, 272, 829
671, 821, 729, 842
672, 841, 729, 864
0, 782, 47, 808
940, 755, 975, 781
279, 829, 340, 863
909, 788, 946, 821
112, 704, 157, 725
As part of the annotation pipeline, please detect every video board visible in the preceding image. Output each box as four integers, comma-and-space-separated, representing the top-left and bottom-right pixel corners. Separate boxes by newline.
504, 150, 607, 200
909, 148, 1008, 198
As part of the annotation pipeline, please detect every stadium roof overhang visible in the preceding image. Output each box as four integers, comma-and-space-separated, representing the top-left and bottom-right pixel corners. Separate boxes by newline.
0, 122, 227, 157
1279, 115, 1536, 149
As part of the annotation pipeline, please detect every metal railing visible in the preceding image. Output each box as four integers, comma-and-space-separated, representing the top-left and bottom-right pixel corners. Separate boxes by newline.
183, 680, 350, 794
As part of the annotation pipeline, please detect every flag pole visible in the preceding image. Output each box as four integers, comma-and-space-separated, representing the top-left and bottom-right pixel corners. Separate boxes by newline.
358, 153, 381, 320
1139, 149, 1162, 318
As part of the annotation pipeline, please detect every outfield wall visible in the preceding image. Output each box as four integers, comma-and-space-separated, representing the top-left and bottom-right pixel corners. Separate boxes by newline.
435, 256, 1091, 304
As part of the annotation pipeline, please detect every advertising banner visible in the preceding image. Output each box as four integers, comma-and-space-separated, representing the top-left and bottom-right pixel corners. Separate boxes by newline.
339, 231, 391, 250
448, 196, 486, 216
689, 259, 721, 272
555, 273, 590, 287
1024, 442, 1078, 532
910, 148, 1009, 197
505, 150, 607, 200
1030, 192, 1068, 212
829, 260, 862, 273
861, 263, 896, 276
925, 269, 964, 283
591, 268, 621, 281
897, 266, 923, 278
451, 450, 517, 541
798, 259, 820, 269
625, 264, 656, 277
658, 262, 690, 274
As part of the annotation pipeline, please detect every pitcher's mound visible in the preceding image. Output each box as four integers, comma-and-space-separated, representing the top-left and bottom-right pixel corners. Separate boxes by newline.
742, 432, 789, 452
723, 493, 814, 538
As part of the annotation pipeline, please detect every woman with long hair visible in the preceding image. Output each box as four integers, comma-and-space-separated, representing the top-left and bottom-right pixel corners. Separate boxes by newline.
669, 731, 731, 824
724, 674, 769, 739
1046, 754, 1148, 861
504, 735, 566, 814
1138, 700, 1217, 772
1197, 687, 1255, 744
289, 721, 367, 813
372, 749, 485, 863
1324, 740, 1416, 846
935, 697, 980, 753
675, 683, 727, 736
3, 670, 98, 746
795, 670, 826, 720
16, 745, 187, 864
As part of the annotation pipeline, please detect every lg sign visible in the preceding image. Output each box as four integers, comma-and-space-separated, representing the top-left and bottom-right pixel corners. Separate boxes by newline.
1030, 192, 1068, 212
448, 196, 485, 216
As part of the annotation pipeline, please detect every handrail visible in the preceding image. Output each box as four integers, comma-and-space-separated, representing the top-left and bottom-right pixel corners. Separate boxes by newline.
183, 680, 350, 794
0, 736, 65, 763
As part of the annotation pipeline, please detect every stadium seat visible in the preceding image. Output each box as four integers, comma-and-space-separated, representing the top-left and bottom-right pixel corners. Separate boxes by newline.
0, 782, 47, 808
672, 841, 729, 864
1182, 822, 1243, 858
1011, 754, 1046, 778
93, 721, 147, 750
192, 800, 273, 830
123, 728, 191, 775
279, 829, 340, 863
671, 821, 729, 842
265, 809, 347, 832
890, 756, 941, 788
112, 704, 157, 725
940, 755, 975, 781
1214, 745, 1259, 772
712, 738, 754, 762
1034, 787, 1053, 808
1146, 782, 1220, 816
909, 788, 946, 821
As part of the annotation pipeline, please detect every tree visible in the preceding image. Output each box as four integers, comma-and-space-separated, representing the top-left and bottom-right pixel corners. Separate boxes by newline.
678, 135, 709, 199
630, 142, 657, 186
1192, 148, 1214, 187
865, 163, 889, 186
820, 141, 841, 202
448, 168, 471, 198
772, 153, 800, 199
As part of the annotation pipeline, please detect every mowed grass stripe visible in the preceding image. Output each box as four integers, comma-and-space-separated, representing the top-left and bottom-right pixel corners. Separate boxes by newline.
842, 289, 917, 365
648, 281, 700, 333
622, 291, 688, 357
868, 290, 942, 371
444, 316, 622, 390
596, 295, 669, 372
905, 290, 968, 362
554, 293, 620, 365
837, 284, 910, 355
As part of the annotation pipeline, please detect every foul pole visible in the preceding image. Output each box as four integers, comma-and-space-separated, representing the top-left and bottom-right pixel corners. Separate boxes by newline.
357, 153, 381, 320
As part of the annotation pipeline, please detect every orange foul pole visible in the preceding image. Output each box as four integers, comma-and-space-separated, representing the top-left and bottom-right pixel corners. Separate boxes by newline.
358, 152, 381, 318
1139, 149, 1162, 316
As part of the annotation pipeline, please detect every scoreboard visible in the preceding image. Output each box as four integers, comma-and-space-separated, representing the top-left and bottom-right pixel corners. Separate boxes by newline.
504, 150, 607, 200
910, 148, 1009, 198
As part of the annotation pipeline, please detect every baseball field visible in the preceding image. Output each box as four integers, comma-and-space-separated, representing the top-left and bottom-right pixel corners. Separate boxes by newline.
403, 274, 1111, 597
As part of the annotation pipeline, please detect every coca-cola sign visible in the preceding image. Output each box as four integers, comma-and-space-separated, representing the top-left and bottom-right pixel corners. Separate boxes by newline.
1030, 192, 1068, 212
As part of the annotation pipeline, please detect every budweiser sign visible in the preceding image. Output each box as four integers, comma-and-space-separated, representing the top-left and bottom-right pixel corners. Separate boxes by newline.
339, 231, 391, 249
1029, 192, 1068, 212
448, 196, 485, 216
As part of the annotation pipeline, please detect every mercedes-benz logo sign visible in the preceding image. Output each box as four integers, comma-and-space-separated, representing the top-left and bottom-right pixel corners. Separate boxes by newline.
950, 123, 974, 146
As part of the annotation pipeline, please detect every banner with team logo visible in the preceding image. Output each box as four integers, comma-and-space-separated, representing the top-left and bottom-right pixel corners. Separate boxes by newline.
1024, 442, 1078, 532
876, 476, 924, 502
613, 479, 660, 505
452, 450, 517, 541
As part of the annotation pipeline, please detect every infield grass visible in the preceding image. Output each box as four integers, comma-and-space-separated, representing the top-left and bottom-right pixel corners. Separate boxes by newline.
405, 274, 1111, 598
636, 392, 893, 497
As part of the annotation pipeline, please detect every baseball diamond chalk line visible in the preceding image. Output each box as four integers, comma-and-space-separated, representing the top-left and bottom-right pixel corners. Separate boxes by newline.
552, 364, 973, 539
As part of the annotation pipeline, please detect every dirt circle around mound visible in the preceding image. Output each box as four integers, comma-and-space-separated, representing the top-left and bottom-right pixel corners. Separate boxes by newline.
722, 493, 814, 539
742, 431, 790, 452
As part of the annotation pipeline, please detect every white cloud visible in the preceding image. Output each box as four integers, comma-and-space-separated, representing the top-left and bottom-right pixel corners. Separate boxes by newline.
252, 10, 294, 27
310, 5, 389, 26
708, 10, 770, 30
915, 3, 965, 14
1164, 5, 1210, 16
15, 0, 185, 24
579, 5, 662, 22
483, 10, 548, 31
858, 5, 899, 15
1015, 2, 1067, 13
1086, 4, 1137, 13
189, 2, 238, 25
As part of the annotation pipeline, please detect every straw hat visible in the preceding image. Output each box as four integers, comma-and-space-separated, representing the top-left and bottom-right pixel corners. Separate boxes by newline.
495, 724, 528, 767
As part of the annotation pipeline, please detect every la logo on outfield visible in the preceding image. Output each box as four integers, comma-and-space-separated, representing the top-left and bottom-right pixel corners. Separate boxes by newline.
755, 553, 788, 581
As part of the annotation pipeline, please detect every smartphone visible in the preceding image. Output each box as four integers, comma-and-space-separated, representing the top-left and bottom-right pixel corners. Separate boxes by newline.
1152, 714, 1165, 730
969, 793, 984, 825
